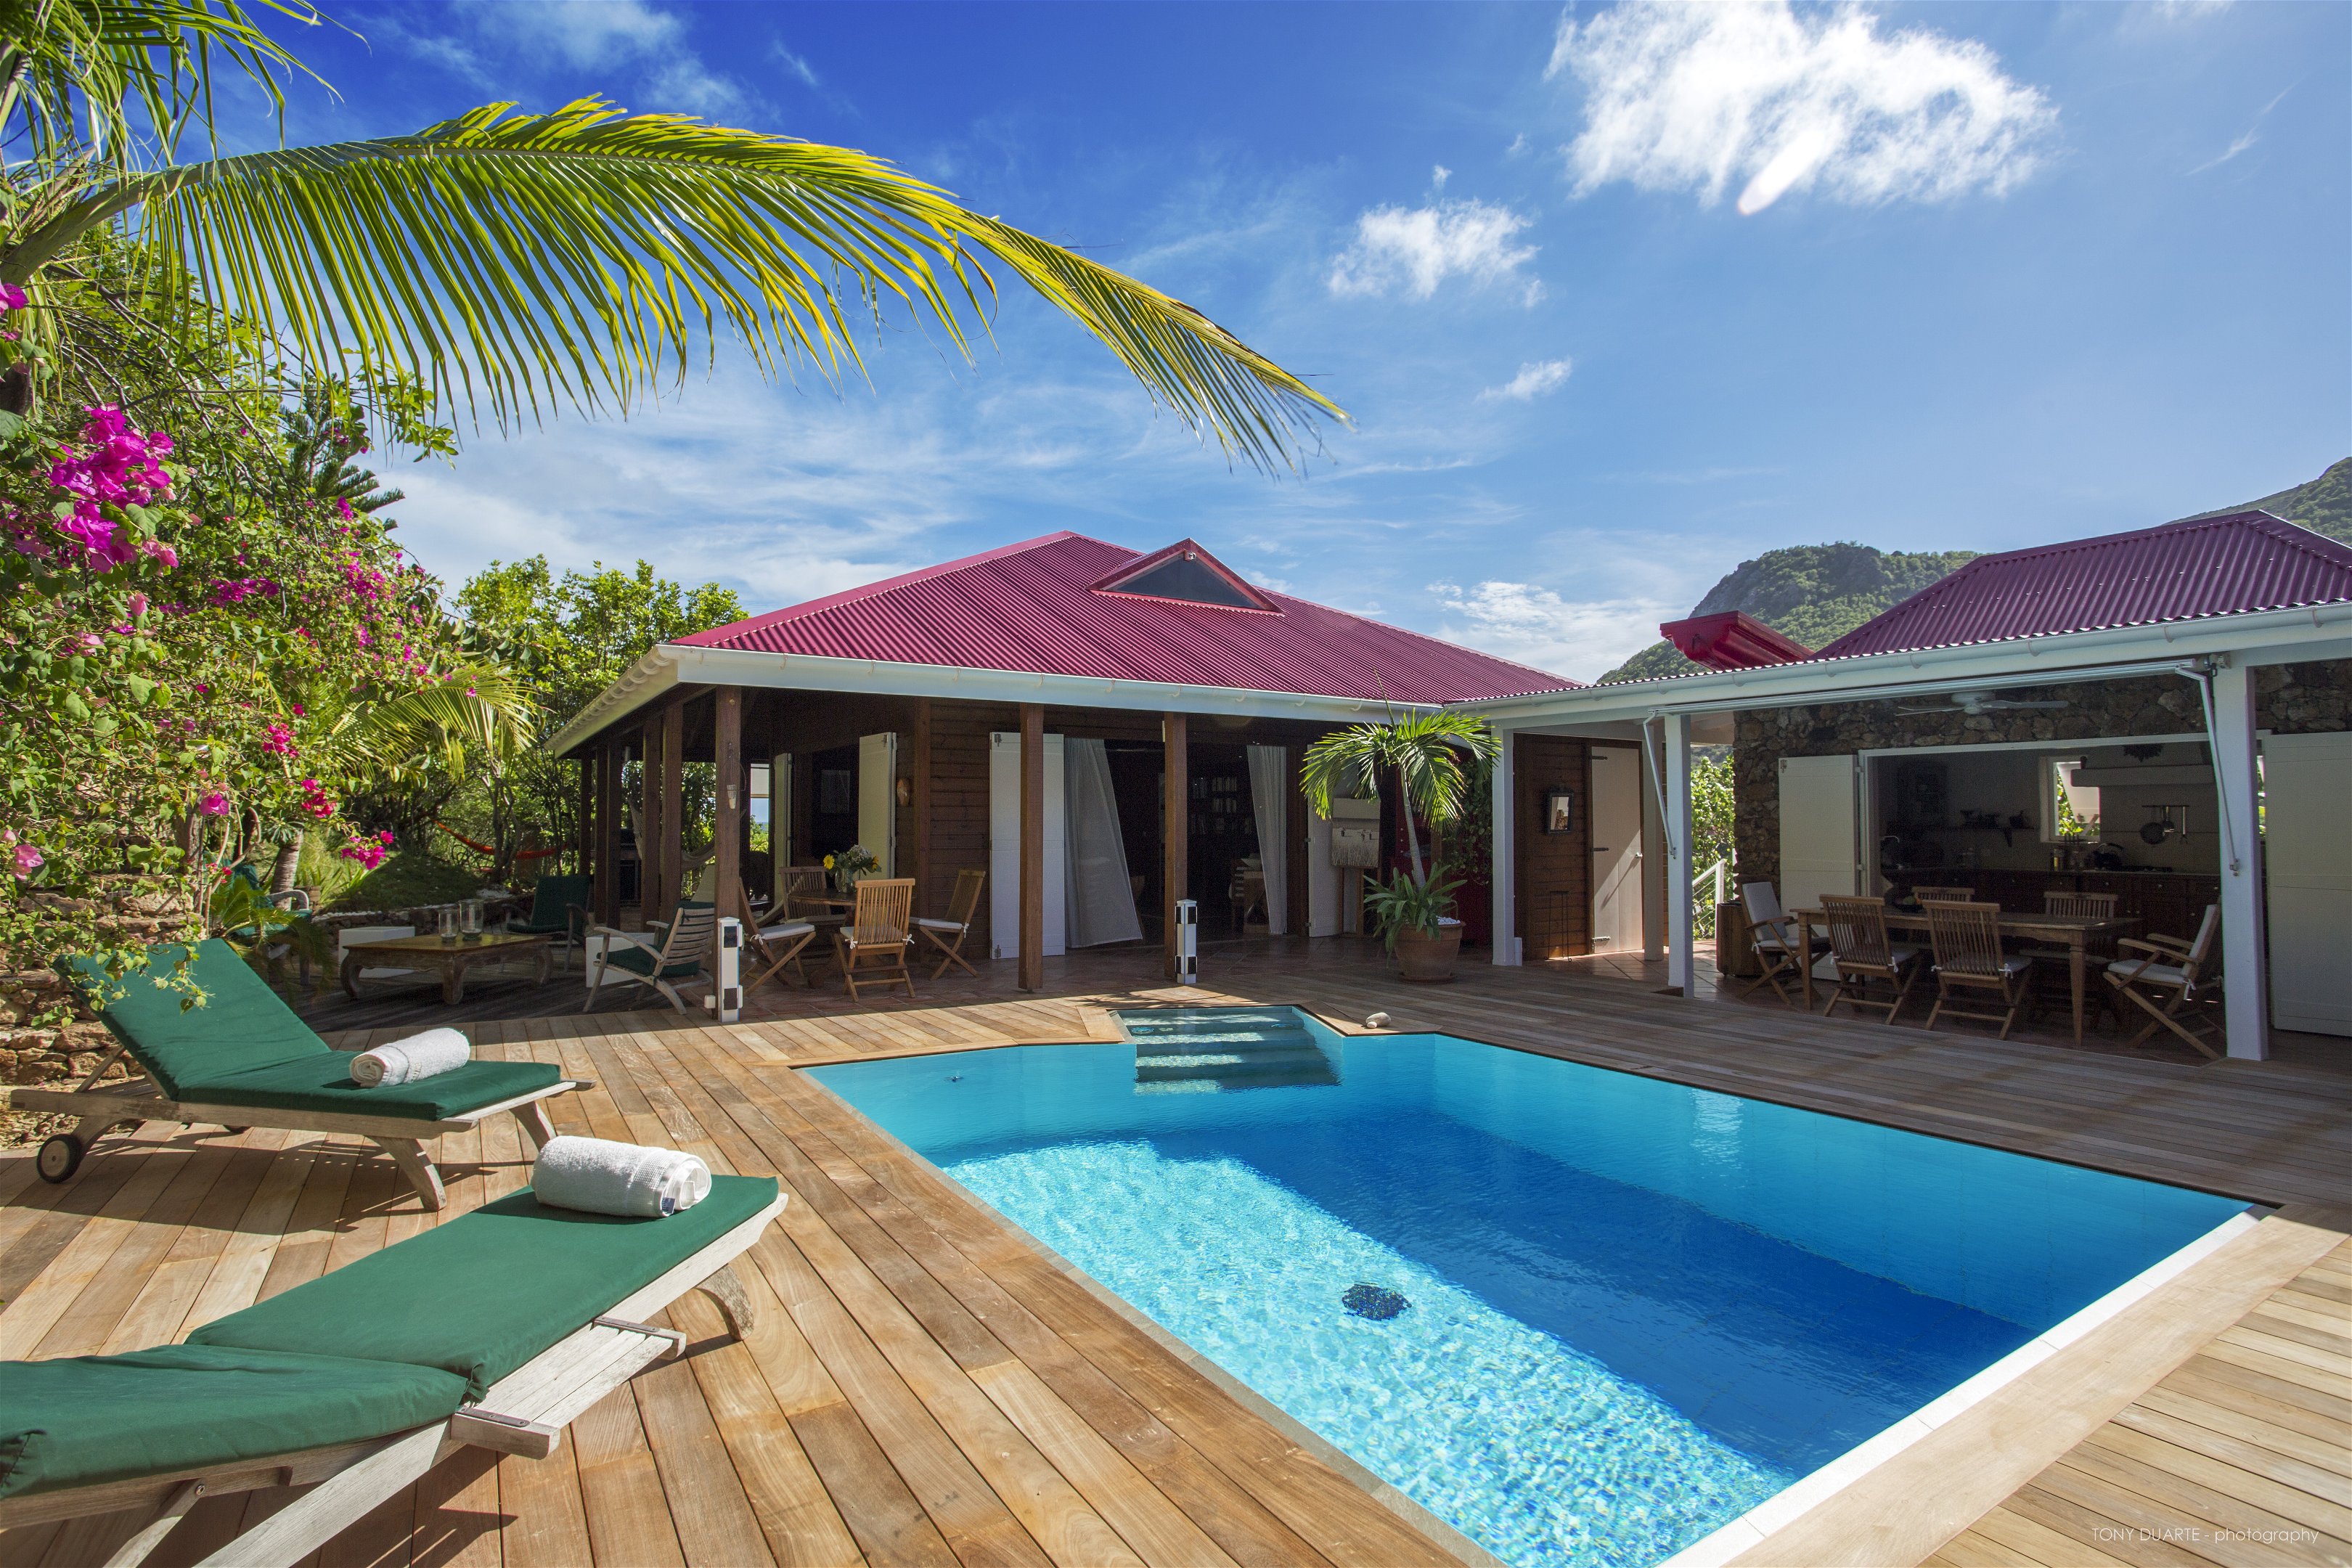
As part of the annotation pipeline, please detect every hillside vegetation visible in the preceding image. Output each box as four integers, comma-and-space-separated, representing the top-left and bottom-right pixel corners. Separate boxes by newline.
1598, 545, 1979, 684
2191, 456, 2351, 544
1596, 456, 2349, 685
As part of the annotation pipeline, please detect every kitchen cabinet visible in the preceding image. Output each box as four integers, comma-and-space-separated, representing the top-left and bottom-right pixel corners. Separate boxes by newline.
1896, 870, 2218, 941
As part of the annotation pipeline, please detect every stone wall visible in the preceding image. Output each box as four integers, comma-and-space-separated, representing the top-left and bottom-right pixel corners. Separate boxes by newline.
1731, 658, 2350, 889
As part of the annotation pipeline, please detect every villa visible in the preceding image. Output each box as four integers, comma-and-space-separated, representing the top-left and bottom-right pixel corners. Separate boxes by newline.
4, 511, 2347, 1568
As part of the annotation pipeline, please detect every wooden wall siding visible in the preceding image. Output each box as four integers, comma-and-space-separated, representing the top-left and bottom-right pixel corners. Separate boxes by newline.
1517, 735, 1593, 959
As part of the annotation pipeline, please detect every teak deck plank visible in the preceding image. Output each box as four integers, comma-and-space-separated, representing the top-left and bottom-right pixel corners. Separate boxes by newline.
7, 941, 2348, 1568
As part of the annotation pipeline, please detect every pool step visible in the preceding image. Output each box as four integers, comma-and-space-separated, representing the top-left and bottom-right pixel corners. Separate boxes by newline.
1123, 1008, 1338, 1092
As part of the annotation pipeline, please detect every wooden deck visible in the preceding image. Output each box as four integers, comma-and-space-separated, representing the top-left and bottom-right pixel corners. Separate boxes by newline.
3, 942, 2348, 1568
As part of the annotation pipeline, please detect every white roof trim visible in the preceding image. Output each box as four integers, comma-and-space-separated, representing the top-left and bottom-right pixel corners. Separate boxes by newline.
542, 644, 1439, 756
1464, 603, 2352, 727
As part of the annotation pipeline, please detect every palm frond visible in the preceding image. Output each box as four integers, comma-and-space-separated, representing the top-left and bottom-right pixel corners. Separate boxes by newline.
11, 99, 1346, 470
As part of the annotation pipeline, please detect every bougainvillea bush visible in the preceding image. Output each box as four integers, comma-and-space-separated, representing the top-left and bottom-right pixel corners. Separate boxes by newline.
0, 241, 488, 1010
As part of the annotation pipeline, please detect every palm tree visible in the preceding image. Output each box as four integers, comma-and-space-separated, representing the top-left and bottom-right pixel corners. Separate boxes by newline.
0, 3, 1343, 468
1299, 710, 1498, 889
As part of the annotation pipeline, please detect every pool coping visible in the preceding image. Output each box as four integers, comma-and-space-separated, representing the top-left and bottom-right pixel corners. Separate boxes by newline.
792, 1068, 1510, 1568
1656, 1204, 2268, 1568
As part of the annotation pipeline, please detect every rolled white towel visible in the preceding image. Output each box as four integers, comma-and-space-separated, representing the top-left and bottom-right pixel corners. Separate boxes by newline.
350, 1027, 472, 1087
532, 1135, 713, 1218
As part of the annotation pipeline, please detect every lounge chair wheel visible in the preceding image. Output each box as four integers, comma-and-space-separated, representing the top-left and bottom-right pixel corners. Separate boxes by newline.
36, 1133, 86, 1183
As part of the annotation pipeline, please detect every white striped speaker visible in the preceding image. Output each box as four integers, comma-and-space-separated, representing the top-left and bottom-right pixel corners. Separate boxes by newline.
711, 917, 744, 1022
1174, 899, 1199, 985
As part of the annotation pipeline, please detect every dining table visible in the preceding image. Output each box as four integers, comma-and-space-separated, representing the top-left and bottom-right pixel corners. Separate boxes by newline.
1792, 907, 2139, 1044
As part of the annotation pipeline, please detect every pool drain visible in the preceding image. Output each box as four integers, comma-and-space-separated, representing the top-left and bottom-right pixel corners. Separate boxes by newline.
1342, 1283, 1409, 1320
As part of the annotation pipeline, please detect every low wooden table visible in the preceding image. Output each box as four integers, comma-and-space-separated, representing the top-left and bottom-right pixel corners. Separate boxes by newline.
340, 931, 552, 1005
1794, 908, 2137, 1044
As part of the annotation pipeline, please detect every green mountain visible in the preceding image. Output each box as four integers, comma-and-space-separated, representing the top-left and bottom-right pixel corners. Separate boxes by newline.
2186, 456, 2351, 544
1593, 457, 2351, 685
1597, 544, 1980, 684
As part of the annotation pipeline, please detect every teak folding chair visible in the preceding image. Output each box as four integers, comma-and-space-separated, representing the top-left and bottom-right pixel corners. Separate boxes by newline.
2027, 889, 2119, 1021
729, 878, 819, 990
835, 878, 916, 1000
1819, 894, 1924, 1024
1736, 882, 1821, 1006
2106, 904, 2224, 1058
914, 867, 987, 979
1908, 885, 1977, 906
583, 901, 716, 1013
1922, 899, 2035, 1039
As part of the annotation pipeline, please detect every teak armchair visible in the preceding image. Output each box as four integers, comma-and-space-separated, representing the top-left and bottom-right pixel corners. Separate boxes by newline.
835, 877, 916, 1000
2106, 904, 2224, 1058
1738, 882, 1826, 1007
1819, 894, 1924, 1024
1922, 899, 2034, 1039
583, 901, 716, 1013
914, 867, 987, 979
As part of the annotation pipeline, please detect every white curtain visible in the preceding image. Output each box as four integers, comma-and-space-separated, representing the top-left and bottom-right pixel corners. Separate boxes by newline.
1063, 739, 1143, 948
1247, 745, 1290, 936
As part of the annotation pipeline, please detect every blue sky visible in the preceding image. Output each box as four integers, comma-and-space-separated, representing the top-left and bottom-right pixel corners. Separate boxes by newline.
269, 1, 2348, 681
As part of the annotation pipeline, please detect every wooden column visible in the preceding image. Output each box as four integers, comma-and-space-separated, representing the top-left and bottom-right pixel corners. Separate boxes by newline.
714, 687, 743, 915
912, 698, 934, 917
658, 701, 685, 923
596, 742, 622, 924
576, 758, 594, 878
1163, 713, 1188, 977
638, 716, 665, 922
1018, 703, 1045, 992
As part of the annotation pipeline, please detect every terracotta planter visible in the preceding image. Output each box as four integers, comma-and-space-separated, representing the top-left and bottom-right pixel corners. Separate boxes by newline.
1393, 919, 1463, 983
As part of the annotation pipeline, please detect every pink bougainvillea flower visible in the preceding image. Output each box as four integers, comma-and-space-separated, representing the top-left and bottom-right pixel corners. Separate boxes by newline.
73, 632, 102, 653
127, 592, 149, 617
9, 841, 41, 879
198, 792, 231, 816
0, 284, 27, 311
139, 538, 178, 568
261, 722, 296, 757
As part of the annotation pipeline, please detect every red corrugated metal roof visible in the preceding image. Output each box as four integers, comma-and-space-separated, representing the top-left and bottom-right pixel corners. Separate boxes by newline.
1660, 611, 1814, 670
675, 532, 1580, 703
1813, 510, 2352, 661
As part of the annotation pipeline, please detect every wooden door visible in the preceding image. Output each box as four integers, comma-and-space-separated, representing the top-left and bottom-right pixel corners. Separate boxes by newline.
1778, 754, 1861, 914
1589, 745, 1644, 954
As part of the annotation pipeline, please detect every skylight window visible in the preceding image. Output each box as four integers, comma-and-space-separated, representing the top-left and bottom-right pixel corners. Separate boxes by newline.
1091, 543, 1280, 612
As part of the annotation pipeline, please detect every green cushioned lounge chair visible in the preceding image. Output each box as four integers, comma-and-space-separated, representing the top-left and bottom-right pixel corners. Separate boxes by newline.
9, 940, 589, 1209
505, 873, 592, 971
0, 1174, 784, 1568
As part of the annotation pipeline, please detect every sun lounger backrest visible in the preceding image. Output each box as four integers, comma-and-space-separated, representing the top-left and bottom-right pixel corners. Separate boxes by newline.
62, 939, 330, 1100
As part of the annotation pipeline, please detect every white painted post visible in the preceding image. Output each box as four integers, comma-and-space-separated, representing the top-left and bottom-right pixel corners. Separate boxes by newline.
1664, 714, 1696, 999
713, 916, 743, 1023
2210, 663, 2269, 1060
1492, 728, 1521, 965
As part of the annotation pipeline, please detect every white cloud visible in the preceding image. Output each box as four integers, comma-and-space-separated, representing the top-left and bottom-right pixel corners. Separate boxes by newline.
1328, 198, 1540, 301
1434, 581, 1680, 682
1506, 132, 1532, 158
2188, 86, 2288, 174
1479, 359, 1573, 401
1548, 0, 2055, 215
774, 42, 822, 89
1432, 164, 1452, 192
454, 0, 750, 117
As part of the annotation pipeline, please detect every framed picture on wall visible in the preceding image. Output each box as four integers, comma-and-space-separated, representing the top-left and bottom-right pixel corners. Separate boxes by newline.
1544, 788, 1576, 835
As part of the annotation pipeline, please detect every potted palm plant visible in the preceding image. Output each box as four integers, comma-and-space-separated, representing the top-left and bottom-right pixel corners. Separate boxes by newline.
1302, 711, 1498, 982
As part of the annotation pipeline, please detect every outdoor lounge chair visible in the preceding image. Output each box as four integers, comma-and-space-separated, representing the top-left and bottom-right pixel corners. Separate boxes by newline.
17, 940, 585, 1209
914, 867, 987, 979
0, 1173, 785, 1568
504, 872, 592, 970
2105, 904, 2224, 1058
582, 900, 716, 1014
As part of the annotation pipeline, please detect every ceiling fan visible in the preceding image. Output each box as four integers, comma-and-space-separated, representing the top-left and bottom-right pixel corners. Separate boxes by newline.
1893, 690, 2068, 716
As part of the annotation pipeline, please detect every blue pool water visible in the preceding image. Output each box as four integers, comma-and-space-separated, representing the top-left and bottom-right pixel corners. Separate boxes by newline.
810, 1009, 2246, 1568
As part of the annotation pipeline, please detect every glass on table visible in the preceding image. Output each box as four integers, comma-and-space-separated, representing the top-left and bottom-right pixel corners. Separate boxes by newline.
437, 905, 459, 944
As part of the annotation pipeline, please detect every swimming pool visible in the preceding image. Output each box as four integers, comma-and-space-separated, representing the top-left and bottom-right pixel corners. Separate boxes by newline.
809, 1008, 2248, 1568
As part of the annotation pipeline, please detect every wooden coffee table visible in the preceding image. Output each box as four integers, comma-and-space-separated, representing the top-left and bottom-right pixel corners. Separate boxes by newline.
340, 931, 552, 1005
